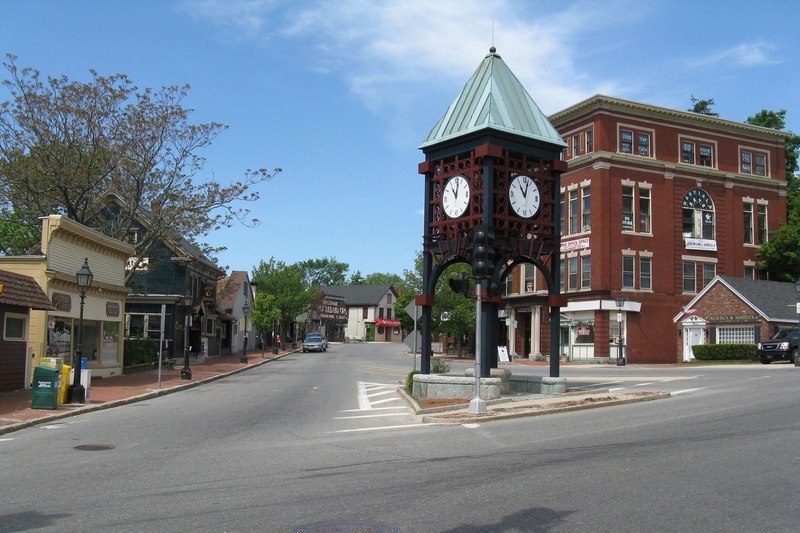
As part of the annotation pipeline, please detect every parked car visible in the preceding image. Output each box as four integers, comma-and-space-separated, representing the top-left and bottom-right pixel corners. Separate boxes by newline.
302, 333, 328, 352
757, 328, 798, 364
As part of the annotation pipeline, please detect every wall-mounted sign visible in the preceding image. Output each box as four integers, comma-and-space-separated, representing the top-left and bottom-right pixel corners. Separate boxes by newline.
106, 301, 120, 317
51, 292, 71, 312
317, 297, 348, 321
706, 314, 759, 324
561, 237, 590, 252
685, 238, 717, 251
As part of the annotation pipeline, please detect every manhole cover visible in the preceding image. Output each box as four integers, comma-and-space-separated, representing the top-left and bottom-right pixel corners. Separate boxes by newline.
74, 444, 115, 451
291, 520, 402, 533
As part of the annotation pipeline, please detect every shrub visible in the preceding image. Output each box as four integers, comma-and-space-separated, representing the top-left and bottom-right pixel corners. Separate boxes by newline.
406, 370, 420, 394
123, 339, 160, 366
692, 344, 758, 361
431, 358, 451, 374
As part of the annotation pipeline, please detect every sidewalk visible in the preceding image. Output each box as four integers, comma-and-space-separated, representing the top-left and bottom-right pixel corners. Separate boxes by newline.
0, 350, 291, 435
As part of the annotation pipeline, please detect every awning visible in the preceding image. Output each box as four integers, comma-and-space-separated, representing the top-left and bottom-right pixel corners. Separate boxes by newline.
375, 318, 401, 327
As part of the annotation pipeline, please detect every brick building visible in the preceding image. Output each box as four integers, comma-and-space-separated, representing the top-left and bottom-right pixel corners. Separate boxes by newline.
502, 95, 789, 364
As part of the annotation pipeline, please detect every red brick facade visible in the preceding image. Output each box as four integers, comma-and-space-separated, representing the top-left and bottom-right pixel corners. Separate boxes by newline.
502, 96, 789, 364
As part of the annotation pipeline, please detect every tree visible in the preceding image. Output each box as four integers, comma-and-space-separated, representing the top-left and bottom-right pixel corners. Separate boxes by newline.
750, 109, 800, 281
688, 95, 719, 116
0, 208, 38, 254
348, 270, 364, 285
362, 272, 402, 285
251, 258, 318, 340
0, 55, 280, 281
433, 263, 476, 357
298, 257, 350, 288
393, 253, 423, 333
747, 109, 800, 210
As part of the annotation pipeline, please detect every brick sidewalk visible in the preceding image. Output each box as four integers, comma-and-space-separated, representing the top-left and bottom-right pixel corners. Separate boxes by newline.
0, 350, 290, 433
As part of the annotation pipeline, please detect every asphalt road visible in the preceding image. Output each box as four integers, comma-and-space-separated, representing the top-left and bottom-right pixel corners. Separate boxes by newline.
1, 343, 798, 532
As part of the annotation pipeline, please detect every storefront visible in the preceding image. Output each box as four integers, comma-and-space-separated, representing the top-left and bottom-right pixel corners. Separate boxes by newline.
0, 215, 133, 385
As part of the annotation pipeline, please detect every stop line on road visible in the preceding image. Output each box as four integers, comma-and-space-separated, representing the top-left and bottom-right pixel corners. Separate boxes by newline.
332, 381, 429, 433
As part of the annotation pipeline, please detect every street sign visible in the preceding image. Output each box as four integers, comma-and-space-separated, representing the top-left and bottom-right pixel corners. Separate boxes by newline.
404, 331, 423, 353
405, 300, 422, 320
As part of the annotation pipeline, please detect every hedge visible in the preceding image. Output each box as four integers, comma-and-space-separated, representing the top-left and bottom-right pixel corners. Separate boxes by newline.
691, 344, 758, 361
123, 339, 160, 366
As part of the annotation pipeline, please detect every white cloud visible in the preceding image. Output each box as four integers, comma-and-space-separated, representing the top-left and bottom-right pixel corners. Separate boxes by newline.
688, 41, 779, 69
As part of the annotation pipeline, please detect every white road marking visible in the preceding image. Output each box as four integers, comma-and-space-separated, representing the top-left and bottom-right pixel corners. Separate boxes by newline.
671, 388, 704, 395
608, 387, 626, 392
634, 382, 653, 387
334, 413, 410, 420
335, 423, 432, 433
0, 438, 14, 442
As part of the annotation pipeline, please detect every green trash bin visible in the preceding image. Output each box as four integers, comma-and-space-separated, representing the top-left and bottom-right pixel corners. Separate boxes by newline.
31, 366, 61, 410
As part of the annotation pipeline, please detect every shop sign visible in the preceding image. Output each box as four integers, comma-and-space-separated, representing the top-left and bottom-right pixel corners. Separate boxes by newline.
576, 325, 593, 336
706, 314, 759, 324
52, 292, 71, 312
561, 237, 590, 252
317, 298, 348, 321
106, 301, 120, 317
685, 238, 717, 251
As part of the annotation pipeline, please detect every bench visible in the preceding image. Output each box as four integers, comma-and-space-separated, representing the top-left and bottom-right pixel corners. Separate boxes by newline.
161, 358, 177, 370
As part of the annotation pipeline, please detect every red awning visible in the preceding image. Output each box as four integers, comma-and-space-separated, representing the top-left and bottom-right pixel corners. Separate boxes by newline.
375, 318, 401, 327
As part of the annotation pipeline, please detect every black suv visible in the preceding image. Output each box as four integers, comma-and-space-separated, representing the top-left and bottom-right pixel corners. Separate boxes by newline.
757, 329, 798, 364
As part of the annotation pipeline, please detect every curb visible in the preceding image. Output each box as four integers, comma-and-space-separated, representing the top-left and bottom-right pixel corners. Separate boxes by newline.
0, 353, 290, 436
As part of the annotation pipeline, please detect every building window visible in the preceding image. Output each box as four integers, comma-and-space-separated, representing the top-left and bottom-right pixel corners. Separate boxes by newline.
683, 261, 696, 293
744, 265, 755, 279
637, 133, 650, 157
582, 186, 591, 231
378, 308, 384, 319
559, 192, 565, 235
362, 307, 368, 320
622, 255, 635, 289
559, 259, 565, 293
639, 188, 651, 233
567, 257, 578, 291
505, 271, 514, 295
572, 134, 580, 157
640, 257, 652, 291
387, 294, 393, 304
682, 188, 715, 240
125, 313, 162, 341
4, 313, 27, 341
569, 189, 579, 234
621, 130, 633, 153
757, 204, 767, 245
581, 255, 591, 289
585, 130, 593, 153
205, 318, 215, 336
755, 154, 766, 176
524, 263, 535, 293
717, 327, 755, 344
699, 144, 713, 167
682, 142, 695, 164
622, 186, 634, 231
703, 263, 716, 288
741, 151, 752, 173
743, 203, 754, 244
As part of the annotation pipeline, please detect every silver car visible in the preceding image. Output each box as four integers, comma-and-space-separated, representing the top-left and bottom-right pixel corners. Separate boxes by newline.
302, 333, 328, 352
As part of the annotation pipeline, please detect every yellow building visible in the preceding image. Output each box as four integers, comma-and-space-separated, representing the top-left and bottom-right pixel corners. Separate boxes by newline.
0, 215, 133, 386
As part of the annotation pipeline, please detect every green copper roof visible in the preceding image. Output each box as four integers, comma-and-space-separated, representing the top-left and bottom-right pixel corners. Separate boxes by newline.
420, 48, 566, 149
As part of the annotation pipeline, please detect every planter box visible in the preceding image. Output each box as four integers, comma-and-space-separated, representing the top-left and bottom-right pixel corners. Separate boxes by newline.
412, 374, 501, 400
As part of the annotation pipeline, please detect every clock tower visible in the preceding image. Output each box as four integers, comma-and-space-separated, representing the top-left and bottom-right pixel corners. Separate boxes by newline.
417, 47, 568, 378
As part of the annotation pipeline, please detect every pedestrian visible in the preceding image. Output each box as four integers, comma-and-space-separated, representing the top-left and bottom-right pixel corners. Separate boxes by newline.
276, 335, 282, 351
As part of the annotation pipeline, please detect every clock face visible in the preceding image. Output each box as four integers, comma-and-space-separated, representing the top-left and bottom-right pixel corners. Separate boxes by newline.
509, 175, 540, 218
442, 175, 470, 218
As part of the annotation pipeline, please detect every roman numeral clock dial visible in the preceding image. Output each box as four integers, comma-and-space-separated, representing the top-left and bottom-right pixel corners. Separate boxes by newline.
442, 175, 470, 218
509, 174, 540, 218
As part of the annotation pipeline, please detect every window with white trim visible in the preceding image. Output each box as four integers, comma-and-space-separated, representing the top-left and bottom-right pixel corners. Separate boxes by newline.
639, 188, 651, 233
683, 261, 696, 293
717, 327, 755, 344
622, 255, 635, 289
585, 130, 593, 153
757, 204, 767, 245
581, 186, 591, 231
682, 188, 715, 239
622, 186, 634, 231
3, 313, 27, 341
581, 255, 591, 289
568, 257, 578, 291
743, 202, 754, 244
524, 263, 536, 293
640, 257, 652, 291
703, 263, 716, 288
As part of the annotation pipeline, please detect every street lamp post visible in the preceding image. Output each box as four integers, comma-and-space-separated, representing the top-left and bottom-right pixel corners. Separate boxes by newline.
616, 294, 626, 366
180, 291, 193, 380
241, 304, 250, 364
68, 258, 93, 403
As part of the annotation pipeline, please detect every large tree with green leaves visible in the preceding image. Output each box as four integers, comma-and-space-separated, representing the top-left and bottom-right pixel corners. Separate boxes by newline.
0, 55, 280, 278
297, 257, 350, 288
750, 109, 800, 281
250, 258, 318, 340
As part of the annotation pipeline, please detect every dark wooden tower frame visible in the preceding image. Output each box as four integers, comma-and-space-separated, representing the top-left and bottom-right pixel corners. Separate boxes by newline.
418, 129, 567, 378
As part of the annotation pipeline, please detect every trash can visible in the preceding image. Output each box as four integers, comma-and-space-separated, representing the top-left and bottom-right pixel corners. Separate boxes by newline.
32, 366, 61, 409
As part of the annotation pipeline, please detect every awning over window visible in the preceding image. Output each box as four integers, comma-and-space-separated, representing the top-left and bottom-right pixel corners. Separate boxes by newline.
375, 318, 401, 327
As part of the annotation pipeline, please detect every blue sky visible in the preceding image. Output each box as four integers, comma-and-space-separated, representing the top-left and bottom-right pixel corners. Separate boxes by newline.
2, 0, 798, 279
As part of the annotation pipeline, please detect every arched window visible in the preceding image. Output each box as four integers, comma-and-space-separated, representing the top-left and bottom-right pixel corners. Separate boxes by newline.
682, 188, 715, 239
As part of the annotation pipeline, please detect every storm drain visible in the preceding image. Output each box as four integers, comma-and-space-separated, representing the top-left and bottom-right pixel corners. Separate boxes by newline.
74, 444, 115, 451
291, 520, 402, 532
